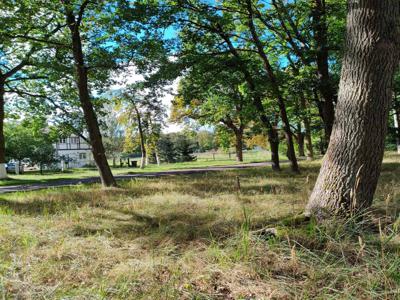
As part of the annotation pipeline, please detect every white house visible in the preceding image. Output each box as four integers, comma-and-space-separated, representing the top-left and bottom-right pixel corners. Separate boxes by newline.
54, 135, 94, 168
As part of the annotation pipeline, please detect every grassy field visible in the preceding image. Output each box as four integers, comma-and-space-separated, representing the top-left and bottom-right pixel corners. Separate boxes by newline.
0, 154, 398, 299
0, 150, 271, 187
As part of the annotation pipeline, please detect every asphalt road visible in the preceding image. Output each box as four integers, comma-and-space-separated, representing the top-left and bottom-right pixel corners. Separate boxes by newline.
0, 162, 272, 194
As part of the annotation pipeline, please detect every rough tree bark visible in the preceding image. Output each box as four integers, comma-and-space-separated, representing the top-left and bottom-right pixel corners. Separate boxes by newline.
306, 0, 400, 218
65, 6, 116, 187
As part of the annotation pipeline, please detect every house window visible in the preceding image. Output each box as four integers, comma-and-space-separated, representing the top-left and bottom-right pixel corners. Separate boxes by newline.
79, 153, 87, 160
70, 137, 79, 144
59, 138, 66, 144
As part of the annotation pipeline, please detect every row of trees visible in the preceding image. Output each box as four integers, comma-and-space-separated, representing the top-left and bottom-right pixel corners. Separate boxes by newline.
1, 0, 399, 219
163, 0, 347, 174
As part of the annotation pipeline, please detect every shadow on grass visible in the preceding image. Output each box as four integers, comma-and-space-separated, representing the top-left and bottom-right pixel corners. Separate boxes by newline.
122, 168, 305, 199
0, 177, 51, 186
0, 195, 88, 215
73, 208, 236, 244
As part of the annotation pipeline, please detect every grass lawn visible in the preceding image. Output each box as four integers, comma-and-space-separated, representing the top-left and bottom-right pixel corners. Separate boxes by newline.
0, 150, 271, 187
0, 154, 398, 299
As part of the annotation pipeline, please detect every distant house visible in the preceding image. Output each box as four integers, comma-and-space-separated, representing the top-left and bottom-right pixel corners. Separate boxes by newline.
54, 135, 94, 168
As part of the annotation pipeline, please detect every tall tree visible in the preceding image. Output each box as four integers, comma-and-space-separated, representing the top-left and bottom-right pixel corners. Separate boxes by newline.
10, 0, 169, 186
243, 0, 299, 172
0, 1, 61, 178
252, 0, 346, 144
306, 0, 400, 218
101, 104, 124, 167
117, 83, 166, 169
172, 66, 255, 162
168, 0, 296, 170
61, 0, 116, 186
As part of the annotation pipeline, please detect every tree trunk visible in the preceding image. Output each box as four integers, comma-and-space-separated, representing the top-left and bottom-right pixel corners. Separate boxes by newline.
296, 123, 305, 157
245, 0, 299, 172
312, 0, 336, 142
235, 128, 244, 162
306, 0, 400, 218
394, 105, 400, 154
0, 83, 7, 179
223, 119, 245, 162
217, 28, 281, 171
155, 150, 160, 166
297, 133, 305, 157
304, 122, 314, 160
135, 107, 146, 169
65, 10, 116, 187
266, 127, 280, 171
279, 102, 300, 172
300, 96, 314, 160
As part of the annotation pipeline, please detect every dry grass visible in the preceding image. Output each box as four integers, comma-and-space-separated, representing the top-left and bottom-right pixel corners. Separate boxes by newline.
0, 154, 399, 299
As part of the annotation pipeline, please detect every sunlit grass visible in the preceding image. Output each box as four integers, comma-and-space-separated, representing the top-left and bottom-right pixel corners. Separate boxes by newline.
0, 154, 398, 299
0, 150, 271, 187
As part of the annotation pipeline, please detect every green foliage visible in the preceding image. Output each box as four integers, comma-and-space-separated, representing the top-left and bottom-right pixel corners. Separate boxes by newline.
157, 133, 197, 163
5, 118, 57, 167
215, 126, 233, 152
173, 134, 196, 162
157, 134, 176, 163
196, 130, 216, 152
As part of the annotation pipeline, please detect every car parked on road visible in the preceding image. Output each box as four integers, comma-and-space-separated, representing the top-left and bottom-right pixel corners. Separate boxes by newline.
6, 162, 24, 174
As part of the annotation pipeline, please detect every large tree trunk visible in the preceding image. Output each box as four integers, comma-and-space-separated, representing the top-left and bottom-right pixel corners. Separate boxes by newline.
0, 83, 7, 179
306, 0, 399, 218
66, 10, 116, 187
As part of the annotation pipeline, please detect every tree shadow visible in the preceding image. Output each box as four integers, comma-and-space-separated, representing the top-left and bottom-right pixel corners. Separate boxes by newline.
73, 208, 239, 246
0, 196, 89, 215
123, 169, 304, 198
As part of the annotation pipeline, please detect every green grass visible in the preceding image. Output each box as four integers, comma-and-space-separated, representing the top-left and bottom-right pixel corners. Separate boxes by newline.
0, 153, 398, 299
0, 150, 271, 187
